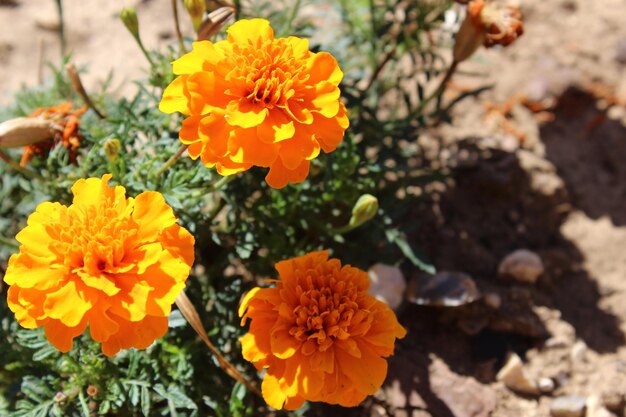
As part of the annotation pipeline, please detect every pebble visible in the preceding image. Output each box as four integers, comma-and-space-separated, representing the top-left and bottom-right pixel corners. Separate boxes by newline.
538, 377, 555, 394
587, 395, 617, 417
498, 249, 544, 284
368, 264, 406, 310
550, 396, 587, 417
570, 340, 588, 363
406, 271, 481, 307
496, 353, 539, 395
484, 292, 502, 309
601, 390, 624, 412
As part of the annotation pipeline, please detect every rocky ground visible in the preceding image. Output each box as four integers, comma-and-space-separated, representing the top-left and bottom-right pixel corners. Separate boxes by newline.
2, 1, 626, 417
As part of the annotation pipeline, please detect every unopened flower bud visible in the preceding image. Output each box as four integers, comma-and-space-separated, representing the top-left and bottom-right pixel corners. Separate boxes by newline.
184, 0, 206, 31
349, 194, 379, 227
103, 138, 121, 162
0, 117, 58, 148
196, 6, 235, 41
120, 7, 139, 39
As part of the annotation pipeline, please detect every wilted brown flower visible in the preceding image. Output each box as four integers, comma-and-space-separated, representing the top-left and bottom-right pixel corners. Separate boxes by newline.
21, 102, 87, 167
453, 0, 523, 62
469, 0, 524, 48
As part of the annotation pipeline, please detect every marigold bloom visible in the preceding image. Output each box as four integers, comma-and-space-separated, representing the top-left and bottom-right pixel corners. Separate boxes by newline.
159, 18, 349, 189
3, 174, 194, 356
239, 251, 406, 409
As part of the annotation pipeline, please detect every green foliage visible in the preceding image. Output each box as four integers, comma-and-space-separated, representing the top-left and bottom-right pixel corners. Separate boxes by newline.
0, 0, 484, 415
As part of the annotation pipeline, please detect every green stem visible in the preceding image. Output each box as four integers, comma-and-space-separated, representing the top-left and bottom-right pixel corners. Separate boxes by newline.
0, 150, 43, 180
135, 35, 156, 67
0, 236, 19, 249
171, 0, 187, 53
55, 0, 66, 58
155, 144, 188, 178
206, 174, 237, 192
416, 59, 459, 116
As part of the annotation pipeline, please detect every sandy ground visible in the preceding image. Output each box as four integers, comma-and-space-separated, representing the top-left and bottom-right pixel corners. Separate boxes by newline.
0, 0, 193, 103
3, 0, 626, 417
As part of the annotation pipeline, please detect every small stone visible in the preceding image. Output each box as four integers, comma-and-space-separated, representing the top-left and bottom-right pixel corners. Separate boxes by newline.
587, 395, 617, 417
570, 340, 588, 362
496, 353, 539, 395
484, 292, 501, 309
538, 377, 555, 394
498, 249, 544, 284
371, 404, 388, 417
550, 396, 587, 417
406, 271, 481, 307
601, 390, 624, 412
369, 264, 406, 310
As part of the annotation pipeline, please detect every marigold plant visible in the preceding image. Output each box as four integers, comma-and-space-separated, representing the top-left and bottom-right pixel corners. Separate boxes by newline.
159, 18, 349, 188
239, 251, 407, 409
20, 102, 87, 166
3, 174, 195, 356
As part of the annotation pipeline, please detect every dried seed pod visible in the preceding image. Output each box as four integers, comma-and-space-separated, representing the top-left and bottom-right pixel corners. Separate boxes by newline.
0, 117, 58, 148
196, 6, 235, 41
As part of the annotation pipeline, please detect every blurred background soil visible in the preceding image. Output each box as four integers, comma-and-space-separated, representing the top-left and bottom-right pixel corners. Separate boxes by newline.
2, 0, 626, 416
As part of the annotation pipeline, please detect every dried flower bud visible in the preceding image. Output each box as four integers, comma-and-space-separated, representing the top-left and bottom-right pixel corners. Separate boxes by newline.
120, 7, 139, 39
103, 138, 121, 162
0, 117, 58, 148
479, 0, 524, 47
196, 6, 235, 41
184, 0, 206, 31
349, 194, 379, 227
453, 0, 523, 62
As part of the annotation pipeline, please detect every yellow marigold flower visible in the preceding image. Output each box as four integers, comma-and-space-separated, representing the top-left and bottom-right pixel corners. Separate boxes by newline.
239, 251, 406, 409
159, 18, 349, 189
3, 174, 195, 356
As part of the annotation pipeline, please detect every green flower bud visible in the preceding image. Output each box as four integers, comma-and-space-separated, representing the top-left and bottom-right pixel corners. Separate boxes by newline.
103, 138, 121, 162
120, 7, 139, 39
349, 194, 379, 227
184, 0, 206, 32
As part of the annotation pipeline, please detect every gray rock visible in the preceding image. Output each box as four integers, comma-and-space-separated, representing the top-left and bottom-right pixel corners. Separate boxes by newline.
550, 396, 586, 417
407, 271, 481, 307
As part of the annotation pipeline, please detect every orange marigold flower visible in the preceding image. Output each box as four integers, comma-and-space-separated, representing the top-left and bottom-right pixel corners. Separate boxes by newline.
239, 251, 406, 409
21, 102, 87, 167
3, 174, 195, 356
159, 18, 349, 189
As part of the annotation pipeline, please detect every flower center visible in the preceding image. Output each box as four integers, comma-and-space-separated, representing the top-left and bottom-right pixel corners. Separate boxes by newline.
230, 38, 309, 108
288, 272, 367, 352
48, 200, 138, 276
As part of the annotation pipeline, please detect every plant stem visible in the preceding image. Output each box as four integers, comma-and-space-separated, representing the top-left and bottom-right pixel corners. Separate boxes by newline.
0, 236, 19, 249
55, 0, 66, 58
134, 35, 156, 67
174, 292, 261, 397
415, 59, 459, 116
0, 150, 43, 180
65, 63, 107, 119
206, 174, 237, 192
155, 144, 188, 178
171, 0, 187, 53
